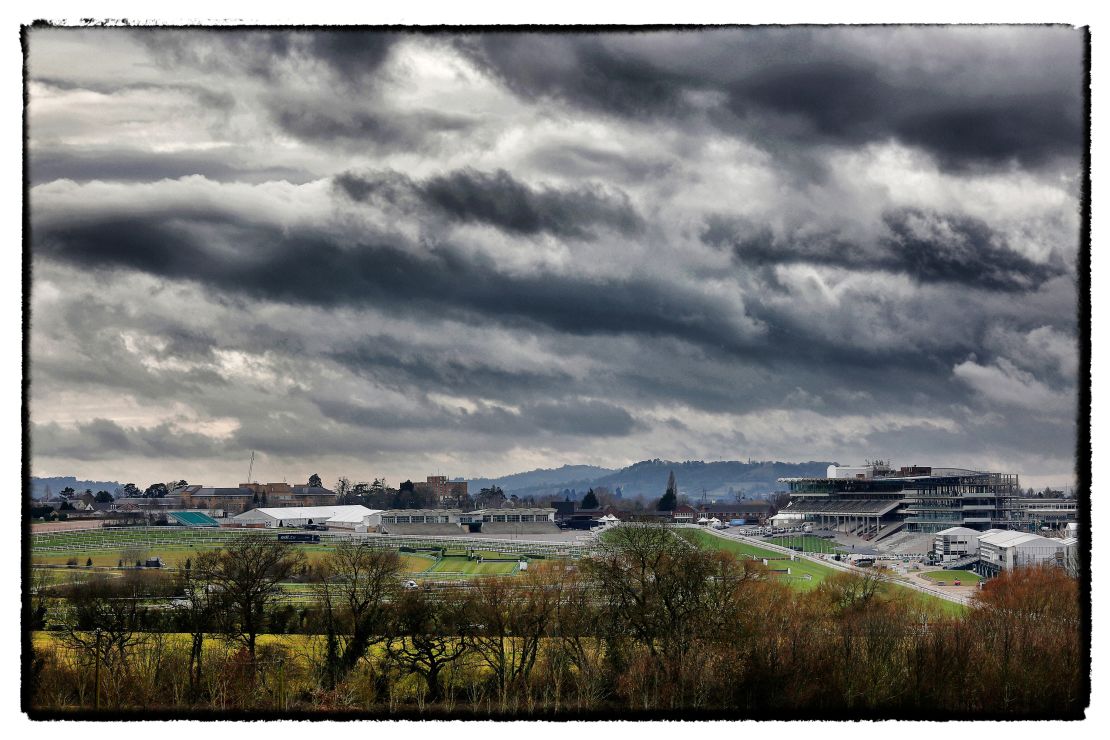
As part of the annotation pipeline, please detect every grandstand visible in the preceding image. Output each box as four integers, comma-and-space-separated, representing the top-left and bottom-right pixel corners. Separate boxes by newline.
167, 511, 220, 528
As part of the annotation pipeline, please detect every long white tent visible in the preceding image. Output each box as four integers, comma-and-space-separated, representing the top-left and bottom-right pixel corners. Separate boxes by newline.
231, 505, 382, 529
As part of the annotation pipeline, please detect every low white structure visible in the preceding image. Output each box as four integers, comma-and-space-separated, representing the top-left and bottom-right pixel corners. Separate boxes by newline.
770, 511, 805, 527
231, 505, 382, 530
976, 529, 1077, 575
827, 464, 873, 480
933, 526, 981, 562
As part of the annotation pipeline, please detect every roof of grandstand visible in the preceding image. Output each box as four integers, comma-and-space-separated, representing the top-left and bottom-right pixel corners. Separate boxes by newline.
233, 505, 381, 522
784, 499, 901, 516
167, 511, 220, 527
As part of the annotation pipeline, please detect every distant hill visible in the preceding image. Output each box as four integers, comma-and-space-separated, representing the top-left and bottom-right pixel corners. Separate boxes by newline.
29, 476, 122, 500
468, 459, 832, 502
467, 464, 617, 498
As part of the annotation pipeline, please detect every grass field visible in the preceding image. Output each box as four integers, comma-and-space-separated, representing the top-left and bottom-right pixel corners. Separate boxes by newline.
921, 570, 982, 584
427, 556, 520, 576
683, 529, 837, 590
765, 534, 842, 554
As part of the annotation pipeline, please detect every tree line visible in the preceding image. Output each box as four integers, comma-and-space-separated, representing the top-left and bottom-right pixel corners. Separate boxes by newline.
26, 527, 1083, 718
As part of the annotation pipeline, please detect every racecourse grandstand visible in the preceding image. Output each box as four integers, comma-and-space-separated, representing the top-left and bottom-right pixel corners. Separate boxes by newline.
167, 511, 221, 528
459, 508, 559, 535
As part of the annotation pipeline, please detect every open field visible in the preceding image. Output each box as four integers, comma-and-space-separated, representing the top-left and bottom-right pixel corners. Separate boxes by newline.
428, 556, 520, 575
683, 529, 837, 590
765, 534, 842, 553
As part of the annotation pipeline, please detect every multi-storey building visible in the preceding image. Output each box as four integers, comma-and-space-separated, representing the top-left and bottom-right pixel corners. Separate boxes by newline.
415, 476, 469, 506
778, 463, 1020, 540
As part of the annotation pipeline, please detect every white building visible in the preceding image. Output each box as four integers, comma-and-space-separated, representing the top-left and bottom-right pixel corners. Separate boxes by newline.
230, 505, 382, 530
827, 464, 874, 480
976, 529, 1077, 576
933, 526, 982, 562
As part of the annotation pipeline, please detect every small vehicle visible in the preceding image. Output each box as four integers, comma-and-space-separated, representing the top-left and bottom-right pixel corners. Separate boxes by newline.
936, 581, 946, 586
402, 580, 419, 590
953, 580, 962, 586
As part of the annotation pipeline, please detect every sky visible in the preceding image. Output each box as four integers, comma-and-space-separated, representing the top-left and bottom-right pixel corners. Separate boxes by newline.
25, 26, 1085, 490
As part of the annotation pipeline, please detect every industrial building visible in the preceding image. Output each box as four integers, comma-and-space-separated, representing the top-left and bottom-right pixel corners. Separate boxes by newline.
777, 462, 1021, 540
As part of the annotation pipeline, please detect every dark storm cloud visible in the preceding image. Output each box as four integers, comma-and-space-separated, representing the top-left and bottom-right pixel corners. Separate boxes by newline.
33, 419, 225, 460
328, 340, 581, 404
34, 208, 746, 352
459, 35, 697, 118
335, 167, 643, 238
880, 209, 1063, 291
273, 105, 475, 149
27, 27, 1083, 483
702, 208, 1064, 292
460, 29, 1084, 170
727, 64, 1083, 170
142, 30, 402, 85
523, 399, 640, 437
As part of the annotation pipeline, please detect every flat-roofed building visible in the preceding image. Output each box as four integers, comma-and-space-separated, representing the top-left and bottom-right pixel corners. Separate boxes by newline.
378, 509, 463, 535
458, 507, 557, 534
933, 526, 982, 562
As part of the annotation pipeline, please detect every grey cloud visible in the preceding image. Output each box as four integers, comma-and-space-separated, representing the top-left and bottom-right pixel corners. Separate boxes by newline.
26, 28, 1082, 485
702, 208, 1065, 291
273, 105, 475, 149
33, 205, 749, 354
33, 419, 226, 461
336, 167, 644, 238
30, 146, 314, 185
461, 29, 1084, 171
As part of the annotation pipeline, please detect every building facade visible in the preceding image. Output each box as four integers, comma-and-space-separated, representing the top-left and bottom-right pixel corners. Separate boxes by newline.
778, 463, 1020, 539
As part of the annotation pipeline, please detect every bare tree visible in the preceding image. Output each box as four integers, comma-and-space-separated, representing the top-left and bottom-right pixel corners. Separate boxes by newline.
201, 537, 305, 663
468, 572, 556, 705
314, 542, 401, 686
384, 586, 472, 703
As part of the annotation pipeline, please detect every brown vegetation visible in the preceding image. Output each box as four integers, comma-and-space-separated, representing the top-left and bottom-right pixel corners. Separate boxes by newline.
25, 530, 1085, 718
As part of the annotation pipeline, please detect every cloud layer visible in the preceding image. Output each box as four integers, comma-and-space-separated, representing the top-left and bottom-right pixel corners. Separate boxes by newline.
27, 27, 1083, 488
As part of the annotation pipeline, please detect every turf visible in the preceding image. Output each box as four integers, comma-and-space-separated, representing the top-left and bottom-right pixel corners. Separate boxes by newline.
765, 535, 842, 554
428, 557, 520, 575
683, 529, 838, 590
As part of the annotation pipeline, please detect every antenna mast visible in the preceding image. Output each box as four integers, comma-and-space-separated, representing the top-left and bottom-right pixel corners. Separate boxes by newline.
247, 451, 255, 484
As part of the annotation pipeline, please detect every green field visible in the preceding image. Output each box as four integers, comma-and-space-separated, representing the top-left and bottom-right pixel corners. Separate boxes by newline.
765, 534, 842, 554
427, 556, 520, 576
921, 570, 982, 584
683, 529, 838, 590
